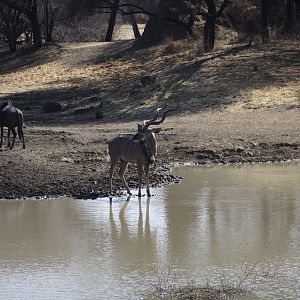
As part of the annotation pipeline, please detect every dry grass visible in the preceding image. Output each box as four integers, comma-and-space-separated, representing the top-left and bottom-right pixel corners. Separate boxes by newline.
162, 39, 199, 56
143, 264, 278, 300
1, 36, 299, 118
143, 269, 249, 300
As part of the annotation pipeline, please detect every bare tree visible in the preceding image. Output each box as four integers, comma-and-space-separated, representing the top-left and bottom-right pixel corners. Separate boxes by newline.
104, 0, 119, 41
126, 0, 141, 39
102, 0, 231, 52
94, 0, 147, 41
260, 0, 269, 43
128, 13, 141, 38
0, 0, 42, 47
285, 0, 295, 33
196, 0, 231, 52
0, 4, 21, 51
43, 0, 58, 42
138, 0, 196, 45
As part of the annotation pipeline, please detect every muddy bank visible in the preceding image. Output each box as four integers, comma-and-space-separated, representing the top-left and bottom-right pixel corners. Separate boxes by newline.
0, 109, 299, 200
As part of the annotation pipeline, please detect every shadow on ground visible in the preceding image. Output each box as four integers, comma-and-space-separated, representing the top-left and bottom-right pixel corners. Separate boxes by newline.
0, 44, 65, 74
1, 40, 299, 125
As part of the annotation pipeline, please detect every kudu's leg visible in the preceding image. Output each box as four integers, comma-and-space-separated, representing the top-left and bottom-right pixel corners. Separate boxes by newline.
119, 160, 131, 195
109, 159, 118, 195
137, 164, 143, 197
144, 164, 151, 197
10, 128, 16, 150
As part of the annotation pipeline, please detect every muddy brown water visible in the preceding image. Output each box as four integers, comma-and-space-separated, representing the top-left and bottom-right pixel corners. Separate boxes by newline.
0, 162, 299, 299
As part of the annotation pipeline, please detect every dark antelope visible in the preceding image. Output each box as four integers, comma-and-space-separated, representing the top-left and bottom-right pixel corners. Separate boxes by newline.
108, 104, 180, 197
0, 100, 25, 150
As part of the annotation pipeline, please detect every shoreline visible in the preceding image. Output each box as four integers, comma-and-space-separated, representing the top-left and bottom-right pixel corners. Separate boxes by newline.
1, 151, 299, 201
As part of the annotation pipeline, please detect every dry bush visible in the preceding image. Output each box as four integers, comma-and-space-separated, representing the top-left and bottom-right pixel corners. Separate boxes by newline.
143, 264, 278, 300
142, 267, 250, 300
53, 15, 110, 42
161, 38, 200, 57
215, 25, 239, 48
226, 0, 261, 35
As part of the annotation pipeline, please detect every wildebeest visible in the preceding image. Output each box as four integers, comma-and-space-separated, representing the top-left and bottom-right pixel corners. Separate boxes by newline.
0, 100, 25, 150
108, 104, 180, 197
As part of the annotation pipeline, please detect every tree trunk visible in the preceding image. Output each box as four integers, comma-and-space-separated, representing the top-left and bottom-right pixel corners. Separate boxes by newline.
44, 1, 50, 42
285, 0, 295, 33
260, 0, 270, 43
105, 0, 120, 42
203, 0, 217, 52
26, 0, 42, 47
44, 1, 58, 42
129, 14, 141, 39
7, 28, 17, 52
137, 0, 189, 46
203, 16, 215, 52
295, 0, 300, 19
1, 7, 19, 52
29, 11, 42, 47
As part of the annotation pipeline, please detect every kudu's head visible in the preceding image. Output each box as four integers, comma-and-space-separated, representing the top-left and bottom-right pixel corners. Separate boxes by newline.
133, 103, 180, 163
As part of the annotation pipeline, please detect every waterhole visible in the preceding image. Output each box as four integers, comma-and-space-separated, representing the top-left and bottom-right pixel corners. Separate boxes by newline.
0, 162, 299, 299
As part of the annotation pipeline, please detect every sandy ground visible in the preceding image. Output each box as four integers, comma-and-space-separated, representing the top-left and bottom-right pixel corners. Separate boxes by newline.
0, 38, 299, 199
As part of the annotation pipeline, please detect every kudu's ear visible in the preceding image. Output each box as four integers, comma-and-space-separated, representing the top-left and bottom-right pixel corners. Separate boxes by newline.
151, 127, 162, 134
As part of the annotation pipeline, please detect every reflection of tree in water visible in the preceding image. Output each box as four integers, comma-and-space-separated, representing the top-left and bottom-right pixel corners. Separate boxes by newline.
164, 164, 300, 265
165, 167, 205, 263
109, 197, 158, 268
0, 199, 89, 264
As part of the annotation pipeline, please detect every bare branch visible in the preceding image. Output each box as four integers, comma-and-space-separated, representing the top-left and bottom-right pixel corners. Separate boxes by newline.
216, 0, 231, 18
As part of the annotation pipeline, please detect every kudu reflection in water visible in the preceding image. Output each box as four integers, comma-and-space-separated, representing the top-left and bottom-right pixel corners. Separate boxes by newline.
108, 104, 180, 197
109, 196, 156, 262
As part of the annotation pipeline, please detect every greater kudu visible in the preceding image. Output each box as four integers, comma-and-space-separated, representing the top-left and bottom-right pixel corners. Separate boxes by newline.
108, 104, 180, 197
0, 100, 25, 149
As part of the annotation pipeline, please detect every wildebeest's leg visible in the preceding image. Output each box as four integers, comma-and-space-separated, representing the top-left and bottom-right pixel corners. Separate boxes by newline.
10, 128, 16, 149
144, 164, 151, 197
109, 159, 118, 195
18, 124, 25, 149
7, 129, 11, 148
0, 126, 3, 148
119, 160, 131, 195
137, 164, 143, 197
21, 129, 25, 149
22, 134, 25, 149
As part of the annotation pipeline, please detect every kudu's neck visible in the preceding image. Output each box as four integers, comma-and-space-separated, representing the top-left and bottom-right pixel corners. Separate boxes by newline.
145, 133, 157, 156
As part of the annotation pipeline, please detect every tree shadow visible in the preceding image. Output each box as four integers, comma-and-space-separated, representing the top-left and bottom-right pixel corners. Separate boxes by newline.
152, 41, 300, 110
0, 86, 102, 123
1, 40, 299, 125
86, 40, 135, 65
0, 40, 135, 76
0, 44, 64, 74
